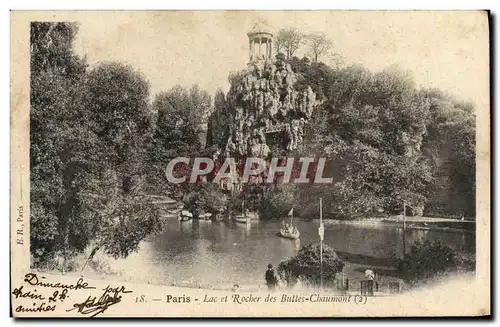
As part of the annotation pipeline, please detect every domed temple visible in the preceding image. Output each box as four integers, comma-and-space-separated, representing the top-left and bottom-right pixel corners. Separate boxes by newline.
247, 21, 274, 62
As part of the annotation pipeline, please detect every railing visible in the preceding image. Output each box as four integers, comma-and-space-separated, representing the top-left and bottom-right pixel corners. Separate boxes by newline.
334, 273, 403, 296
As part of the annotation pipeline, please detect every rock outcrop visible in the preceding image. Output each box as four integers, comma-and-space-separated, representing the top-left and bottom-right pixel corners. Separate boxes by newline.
211, 56, 317, 157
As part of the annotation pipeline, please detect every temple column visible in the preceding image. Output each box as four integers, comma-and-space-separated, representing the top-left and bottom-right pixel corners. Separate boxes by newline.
258, 37, 262, 58
267, 39, 271, 59
249, 39, 252, 61
262, 38, 266, 59
264, 39, 267, 59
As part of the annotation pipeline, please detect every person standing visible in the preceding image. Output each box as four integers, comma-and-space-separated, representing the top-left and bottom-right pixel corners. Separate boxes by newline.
265, 264, 278, 291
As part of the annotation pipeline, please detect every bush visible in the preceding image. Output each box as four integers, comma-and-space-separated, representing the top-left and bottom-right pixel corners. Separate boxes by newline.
183, 183, 228, 218
397, 240, 455, 282
259, 187, 295, 220
277, 244, 344, 288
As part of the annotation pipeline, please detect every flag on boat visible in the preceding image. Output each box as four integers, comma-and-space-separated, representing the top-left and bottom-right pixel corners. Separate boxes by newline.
288, 208, 294, 216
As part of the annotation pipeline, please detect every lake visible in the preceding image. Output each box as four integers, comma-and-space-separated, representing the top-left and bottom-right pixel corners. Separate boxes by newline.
112, 218, 475, 288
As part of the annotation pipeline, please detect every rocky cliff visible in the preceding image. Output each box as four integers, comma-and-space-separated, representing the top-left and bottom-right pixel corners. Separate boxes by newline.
209, 56, 317, 158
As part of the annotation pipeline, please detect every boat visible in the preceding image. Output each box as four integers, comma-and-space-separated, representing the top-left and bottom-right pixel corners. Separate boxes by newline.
178, 210, 193, 222
234, 214, 251, 224
278, 207, 300, 240
199, 212, 213, 221
245, 211, 260, 221
279, 227, 300, 239
233, 201, 251, 224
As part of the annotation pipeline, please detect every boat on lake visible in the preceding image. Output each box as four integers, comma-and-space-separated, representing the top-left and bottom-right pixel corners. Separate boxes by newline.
178, 210, 193, 222
233, 201, 251, 224
245, 211, 260, 221
234, 214, 251, 224
199, 212, 213, 221
278, 207, 300, 240
279, 227, 300, 239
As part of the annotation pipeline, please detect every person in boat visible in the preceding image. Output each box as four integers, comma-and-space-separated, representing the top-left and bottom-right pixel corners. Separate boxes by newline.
265, 264, 278, 291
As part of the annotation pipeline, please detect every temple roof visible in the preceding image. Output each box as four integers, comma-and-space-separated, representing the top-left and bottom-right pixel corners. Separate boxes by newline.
247, 21, 273, 37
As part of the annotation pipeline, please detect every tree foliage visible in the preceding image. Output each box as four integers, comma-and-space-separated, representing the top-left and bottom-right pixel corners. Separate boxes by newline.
182, 183, 228, 217
207, 88, 231, 148
30, 22, 161, 269
305, 32, 333, 63
397, 240, 456, 282
148, 84, 212, 199
274, 28, 304, 59
420, 89, 476, 216
277, 244, 344, 288
290, 63, 436, 216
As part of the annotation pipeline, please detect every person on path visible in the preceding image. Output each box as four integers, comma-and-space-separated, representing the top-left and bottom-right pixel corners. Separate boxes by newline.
265, 264, 278, 291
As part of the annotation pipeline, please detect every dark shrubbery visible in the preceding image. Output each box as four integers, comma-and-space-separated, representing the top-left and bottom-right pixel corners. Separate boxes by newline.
397, 240, 456, 282
182, 183, 228, 218
277, 244, 344, 288
259, 187, 295, 220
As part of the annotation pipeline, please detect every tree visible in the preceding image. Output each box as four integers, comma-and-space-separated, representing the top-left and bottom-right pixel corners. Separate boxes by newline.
148, 85, 212, 199
30, 23, 162, 270
420, 89, 476, 217
306, 32, 333, 63
207, 88, 230, 148
79, 62, 161, 263
182, 183, 228, 218
296, 65, 434, 216
30, 22, 88, 266
277, 244, 344, 288
275, 28, 304, 59
259, 185, 295, 220
85, 62, 153, 194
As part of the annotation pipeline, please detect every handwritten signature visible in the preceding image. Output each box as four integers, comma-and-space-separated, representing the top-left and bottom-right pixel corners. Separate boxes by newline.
67, 285, 132, 317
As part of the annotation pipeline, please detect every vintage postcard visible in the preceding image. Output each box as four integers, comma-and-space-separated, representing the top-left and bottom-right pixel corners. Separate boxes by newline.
10, 10, 490, 317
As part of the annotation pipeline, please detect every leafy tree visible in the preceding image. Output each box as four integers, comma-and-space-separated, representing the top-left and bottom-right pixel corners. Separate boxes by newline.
420, 89, 476, 217
182, 183, 228, 218
30, 23, 162, 270
30, 22, 88, 265
148, 84, 211, 199
207, 88, 231, 147
296, 65, 433, 216
84, 62, 153, 193
259, 185, 295, 220
290, 58, 336, 101
274, 28, 304, 59
277, 244, 344, 288
79, 62, 161, 262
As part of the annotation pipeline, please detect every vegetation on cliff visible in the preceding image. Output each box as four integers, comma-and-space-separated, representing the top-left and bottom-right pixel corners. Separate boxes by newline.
208, 49, 475, 219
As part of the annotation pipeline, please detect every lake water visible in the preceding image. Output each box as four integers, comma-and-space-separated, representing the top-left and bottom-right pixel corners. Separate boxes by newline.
115, 218, 475, 288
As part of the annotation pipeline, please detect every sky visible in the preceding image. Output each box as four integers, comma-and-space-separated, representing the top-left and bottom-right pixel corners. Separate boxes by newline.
71, 11, 489, 108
